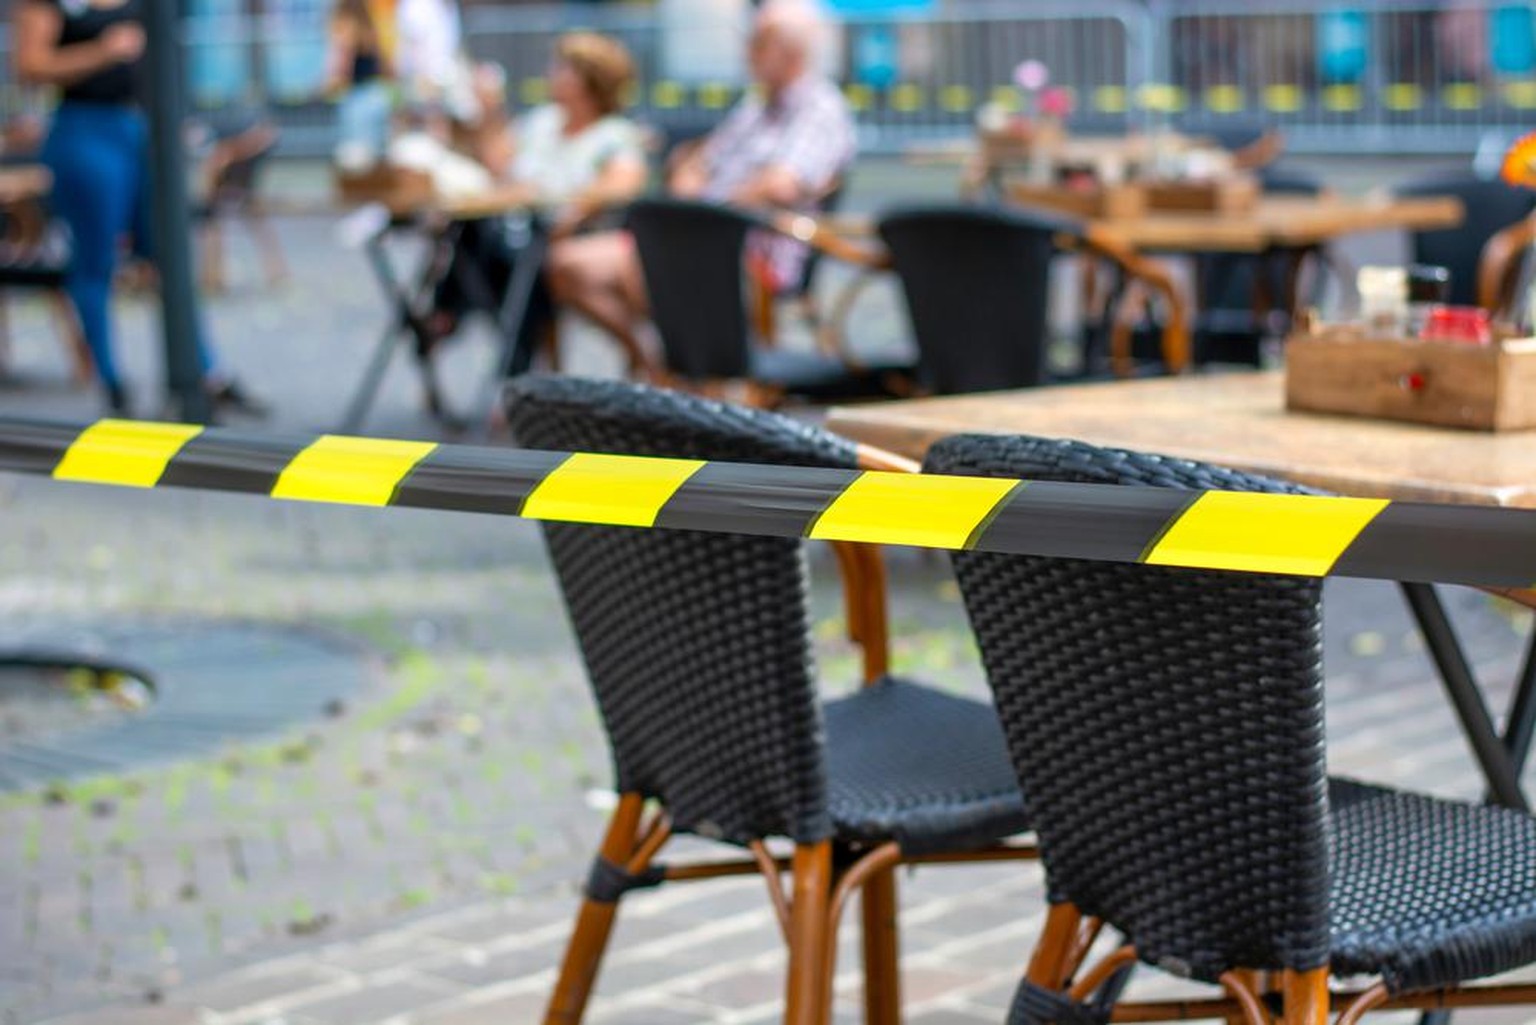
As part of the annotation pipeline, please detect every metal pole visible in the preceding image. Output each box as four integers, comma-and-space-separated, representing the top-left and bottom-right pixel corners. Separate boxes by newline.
144, 0, 212, 424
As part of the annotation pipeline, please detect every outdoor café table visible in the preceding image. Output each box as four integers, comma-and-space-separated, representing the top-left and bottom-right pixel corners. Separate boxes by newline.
814, 193, 1463, 371
339, 183, 546, 436
826, 370, 1536, 812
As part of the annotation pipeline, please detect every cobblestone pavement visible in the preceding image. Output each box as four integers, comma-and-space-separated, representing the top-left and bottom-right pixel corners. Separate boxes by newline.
2, 157, 1534, 1024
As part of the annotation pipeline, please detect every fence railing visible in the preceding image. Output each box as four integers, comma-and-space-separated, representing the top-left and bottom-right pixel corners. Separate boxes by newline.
0, 1, 1531, 157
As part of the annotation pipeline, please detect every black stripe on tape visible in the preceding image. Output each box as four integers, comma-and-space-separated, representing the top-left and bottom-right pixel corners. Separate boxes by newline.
656, 462, 860, 537
1332, 502, 1536, 589
974, 481, 1197, 563
393, 446, 567, 515
159, 431, 309, 494
0, 420, 81, 477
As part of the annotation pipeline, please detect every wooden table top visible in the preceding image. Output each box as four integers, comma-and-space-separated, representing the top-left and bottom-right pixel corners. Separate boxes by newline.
822, 193, 1463, 256
1078, 194, 1464, 253
827, 371, 1536, 508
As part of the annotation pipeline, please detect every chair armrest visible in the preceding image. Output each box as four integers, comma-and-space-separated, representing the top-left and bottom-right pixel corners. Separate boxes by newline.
1071, 230, 1192, 372
765, 211, 893, 271
1477, 215, 1536, 318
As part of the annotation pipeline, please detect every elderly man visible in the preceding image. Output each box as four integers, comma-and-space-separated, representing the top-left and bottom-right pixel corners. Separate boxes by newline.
545, 0, 855, 367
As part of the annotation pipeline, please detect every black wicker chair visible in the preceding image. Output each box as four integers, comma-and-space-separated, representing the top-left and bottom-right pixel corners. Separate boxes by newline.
505, 376, 1031, 1025
925, 432, 1536, 1025
877, 204, 1190, 389
1397, 171, 1535, 309
626, 197, 911, 405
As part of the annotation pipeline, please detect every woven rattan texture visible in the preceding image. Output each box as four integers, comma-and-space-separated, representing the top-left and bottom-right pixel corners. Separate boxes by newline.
1329, 778, 1536, 991
506, 376, 851, 845
927, 434, 1333, 982
824, 677, 1028, 854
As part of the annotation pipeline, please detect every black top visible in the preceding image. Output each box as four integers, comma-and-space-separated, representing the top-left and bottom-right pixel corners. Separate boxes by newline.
352, 50, 382, 85
41, 0, 142, 105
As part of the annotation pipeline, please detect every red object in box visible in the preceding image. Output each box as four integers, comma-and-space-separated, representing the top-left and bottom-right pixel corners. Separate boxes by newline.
1422, 305, 1492, 345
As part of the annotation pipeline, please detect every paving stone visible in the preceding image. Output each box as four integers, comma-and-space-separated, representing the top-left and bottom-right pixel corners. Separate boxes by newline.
168, 964, 342, 1014
280, 978, 458, 1024
408, 991, 548, 1024
687, 967, 786, 1008
414, 944, 553, 988
31, 1005, 207, 1025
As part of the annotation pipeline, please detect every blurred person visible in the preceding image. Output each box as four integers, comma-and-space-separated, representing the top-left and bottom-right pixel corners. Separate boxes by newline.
14, 0, 265, 416
548, 0, 853, 361
326, 0, 394, 169
427, 33, 649, 372
395, 0, 466, 120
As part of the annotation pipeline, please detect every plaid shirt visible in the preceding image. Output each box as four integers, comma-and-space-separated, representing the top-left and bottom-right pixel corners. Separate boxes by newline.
699, 74, 855, 290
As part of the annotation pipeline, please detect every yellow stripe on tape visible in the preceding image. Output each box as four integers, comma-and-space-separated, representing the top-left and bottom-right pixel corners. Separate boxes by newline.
271, 436, 437, 507
53, 419, 203, 488
521, 453, 704, 528
1145, 492, 1388, 577
810, 472, 1017, 550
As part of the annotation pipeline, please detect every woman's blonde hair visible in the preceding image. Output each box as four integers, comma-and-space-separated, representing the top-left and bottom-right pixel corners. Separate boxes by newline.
555, 32, 636, 116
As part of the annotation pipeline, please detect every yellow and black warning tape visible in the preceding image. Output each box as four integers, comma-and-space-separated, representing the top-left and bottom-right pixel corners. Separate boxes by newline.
1, 417, 1533, 589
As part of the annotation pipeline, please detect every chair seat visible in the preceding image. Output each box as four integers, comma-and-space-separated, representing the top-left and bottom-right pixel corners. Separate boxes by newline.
1329, 778, 1536, 992
749, 345, 914, 401
824, 676, 1029, 855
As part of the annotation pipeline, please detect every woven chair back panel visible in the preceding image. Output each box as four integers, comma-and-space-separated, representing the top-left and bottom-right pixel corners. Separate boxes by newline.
506, 376, 858, 845
626, 199, 754, 379
925, 433, 1332, 981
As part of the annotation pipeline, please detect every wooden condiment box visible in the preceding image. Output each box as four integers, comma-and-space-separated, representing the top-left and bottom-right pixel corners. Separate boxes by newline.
1285, 325, 1536, 431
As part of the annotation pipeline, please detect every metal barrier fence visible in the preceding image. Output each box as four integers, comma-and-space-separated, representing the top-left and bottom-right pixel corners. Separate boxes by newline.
0, 1, 1529, 157
1155, 0, 1536, 155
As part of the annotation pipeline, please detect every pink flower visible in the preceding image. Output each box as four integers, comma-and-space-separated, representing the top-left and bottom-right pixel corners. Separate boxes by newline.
1039, 87, 1074, 118
1014, 60, 1049, 92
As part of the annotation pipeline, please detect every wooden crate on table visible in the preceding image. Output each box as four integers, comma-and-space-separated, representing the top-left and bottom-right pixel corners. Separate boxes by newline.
1285, 323, 1536, 431
1142, 175, 1260, 213
1009, 182, 1147, 219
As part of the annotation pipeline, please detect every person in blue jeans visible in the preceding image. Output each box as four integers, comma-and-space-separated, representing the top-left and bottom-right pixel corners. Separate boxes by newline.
14, 0, 263, 416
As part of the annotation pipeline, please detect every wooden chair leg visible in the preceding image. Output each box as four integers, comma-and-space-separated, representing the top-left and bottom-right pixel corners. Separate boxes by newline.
786, 840, 834, 1025
1279, 967, 1329, 1025
861, 866, 901, 1025
544, 794, 647, 1025
1026, 902, 1085, 989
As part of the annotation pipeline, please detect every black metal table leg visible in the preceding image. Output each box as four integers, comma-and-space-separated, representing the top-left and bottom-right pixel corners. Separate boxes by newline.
339, 221, 460, 434
1399, 582, 1529, 812
1401, 584, 1536, 1025
470, 224, 548, 437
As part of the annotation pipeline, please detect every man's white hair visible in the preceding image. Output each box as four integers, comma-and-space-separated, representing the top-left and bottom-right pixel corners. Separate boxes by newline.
756, 0, 832, 61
